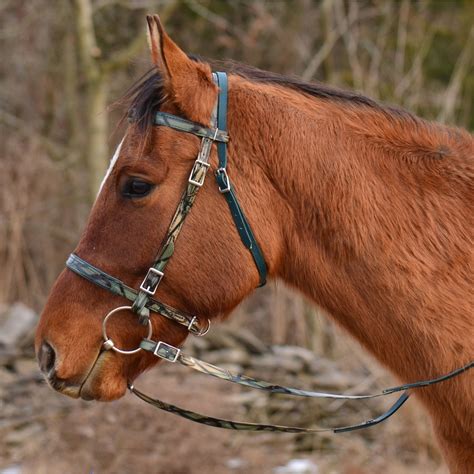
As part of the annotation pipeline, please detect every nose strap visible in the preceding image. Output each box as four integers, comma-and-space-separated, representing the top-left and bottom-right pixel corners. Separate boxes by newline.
66, 253, 207, 335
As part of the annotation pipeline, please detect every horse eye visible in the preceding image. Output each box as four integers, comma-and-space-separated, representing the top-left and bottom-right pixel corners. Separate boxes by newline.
122, 178, 154, 199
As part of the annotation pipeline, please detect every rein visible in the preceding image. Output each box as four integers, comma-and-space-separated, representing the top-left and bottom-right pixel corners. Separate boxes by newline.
66, 71, 473, 433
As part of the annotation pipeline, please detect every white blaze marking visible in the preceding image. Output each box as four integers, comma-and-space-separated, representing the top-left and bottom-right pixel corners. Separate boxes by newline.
96, 136, 125, 198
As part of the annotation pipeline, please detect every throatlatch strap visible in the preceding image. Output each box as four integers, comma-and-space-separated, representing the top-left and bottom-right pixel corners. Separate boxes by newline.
213, 72, 268, 287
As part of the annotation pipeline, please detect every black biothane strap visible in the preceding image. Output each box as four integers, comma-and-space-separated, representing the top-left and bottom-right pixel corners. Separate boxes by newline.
129, 384, 410, 434
213, 72, 267, 287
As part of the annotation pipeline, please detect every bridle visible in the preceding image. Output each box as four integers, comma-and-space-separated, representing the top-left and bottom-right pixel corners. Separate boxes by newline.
66, 72, 473, 433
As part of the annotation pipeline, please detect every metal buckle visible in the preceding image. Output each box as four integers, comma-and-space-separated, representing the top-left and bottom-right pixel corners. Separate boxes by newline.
153, 341, 181, 362
188, 159, 210, 187
216, 167, 231, 193
139, 267, 164, 296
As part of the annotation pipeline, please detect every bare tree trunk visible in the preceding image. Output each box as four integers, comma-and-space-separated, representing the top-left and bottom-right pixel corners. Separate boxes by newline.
75, 0, 106, 201
74, 0, 179, 202
87, 77, 109, 198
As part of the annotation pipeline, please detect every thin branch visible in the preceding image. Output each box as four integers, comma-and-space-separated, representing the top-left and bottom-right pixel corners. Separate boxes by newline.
302, 7, 380, 81
103, 35, 147, 74
395, 0, 410, 82
0, 109, 76, 162
75, 0, 101, 82
438, 26, 474, 123
334, 0, 364, 91
102, 0, 180, 74
365, 2, 394, 98
394, 27, 434, 100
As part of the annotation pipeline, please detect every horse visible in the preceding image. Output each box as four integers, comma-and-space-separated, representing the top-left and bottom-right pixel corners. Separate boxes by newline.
35, 15, 473, 473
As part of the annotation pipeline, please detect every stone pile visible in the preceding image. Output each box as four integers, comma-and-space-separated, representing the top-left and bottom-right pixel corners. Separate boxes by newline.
184, 325, 389, 447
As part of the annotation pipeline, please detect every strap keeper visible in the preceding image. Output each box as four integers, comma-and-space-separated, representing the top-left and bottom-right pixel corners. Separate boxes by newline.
137, 306, 150, 326
216, 167, 231, 193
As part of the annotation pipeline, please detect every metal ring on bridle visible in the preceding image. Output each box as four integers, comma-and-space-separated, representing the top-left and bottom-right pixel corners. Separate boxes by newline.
102, 306, 153, 355
194, 318, 211, 336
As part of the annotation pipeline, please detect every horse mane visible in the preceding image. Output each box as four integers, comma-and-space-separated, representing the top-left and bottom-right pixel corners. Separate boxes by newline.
123, 56, 415, 132
122, 57, 472, 170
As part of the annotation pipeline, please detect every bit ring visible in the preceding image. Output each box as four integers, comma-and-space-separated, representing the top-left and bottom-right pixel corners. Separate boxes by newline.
102, 306, 152, 355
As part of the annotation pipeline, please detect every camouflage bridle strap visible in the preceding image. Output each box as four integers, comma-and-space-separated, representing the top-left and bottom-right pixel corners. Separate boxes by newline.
66, 254, 206, 335
128, 71, 267, 321
66, 71, 267, 332
128, 385, 409, 433
131, 339, 473, 433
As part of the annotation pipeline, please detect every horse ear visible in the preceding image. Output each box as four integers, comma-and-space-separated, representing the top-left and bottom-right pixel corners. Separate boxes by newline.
146, 15, 217, 123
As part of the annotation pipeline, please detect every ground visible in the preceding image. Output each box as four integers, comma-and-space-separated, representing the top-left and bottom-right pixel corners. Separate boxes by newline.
1, 347, 448, 474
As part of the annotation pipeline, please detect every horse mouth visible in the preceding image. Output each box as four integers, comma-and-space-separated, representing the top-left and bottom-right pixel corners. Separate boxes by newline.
77, 349, 112, 400
44, 347, 111, 401
46, 376, 82, 399
77, 349, 129, 401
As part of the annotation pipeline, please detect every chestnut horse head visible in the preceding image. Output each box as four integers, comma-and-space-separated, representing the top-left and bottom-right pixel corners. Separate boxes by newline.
35, 16, 282, 401
36, 14, 474, 471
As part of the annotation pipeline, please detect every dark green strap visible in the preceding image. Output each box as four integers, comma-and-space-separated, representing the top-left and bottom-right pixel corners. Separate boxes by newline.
214, 72, 228, 168
129, 384, 410, 433
213, 72, 267, 287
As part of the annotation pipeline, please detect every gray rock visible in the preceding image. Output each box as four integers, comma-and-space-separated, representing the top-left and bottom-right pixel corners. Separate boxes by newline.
0, 303, 36, 348
272, 345, 317, 367
14, 358, 39, 377
204, 348, 250, 366
4, 422, 43, 445
252, 354, 304, 373
274, 459, 319, 474
0, 367, 16, 385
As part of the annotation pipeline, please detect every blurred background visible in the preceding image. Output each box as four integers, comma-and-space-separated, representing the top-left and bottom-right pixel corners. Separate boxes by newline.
1, 1, 473, 473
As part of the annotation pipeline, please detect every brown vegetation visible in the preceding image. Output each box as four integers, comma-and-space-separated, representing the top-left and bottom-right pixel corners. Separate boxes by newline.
1, 1, 473, 473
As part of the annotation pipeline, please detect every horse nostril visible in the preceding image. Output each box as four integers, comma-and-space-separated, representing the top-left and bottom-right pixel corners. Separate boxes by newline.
38, 341, 56, 374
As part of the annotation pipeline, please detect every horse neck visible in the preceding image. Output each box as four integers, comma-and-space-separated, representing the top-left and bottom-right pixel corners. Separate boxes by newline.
230, 77, 473, 384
